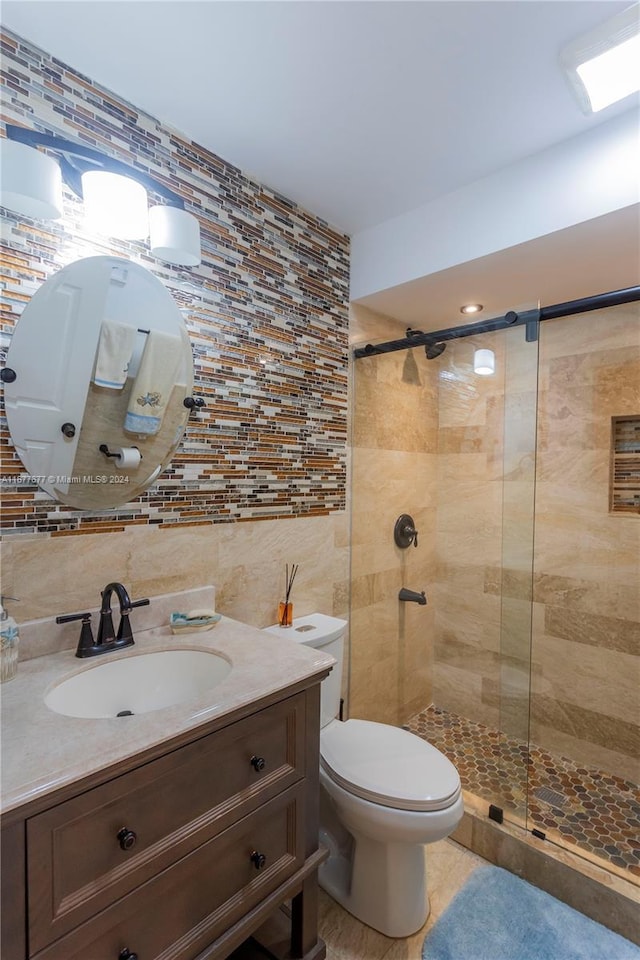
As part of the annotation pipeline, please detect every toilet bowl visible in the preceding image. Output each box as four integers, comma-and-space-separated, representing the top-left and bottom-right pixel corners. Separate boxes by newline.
264, 614, 463, 938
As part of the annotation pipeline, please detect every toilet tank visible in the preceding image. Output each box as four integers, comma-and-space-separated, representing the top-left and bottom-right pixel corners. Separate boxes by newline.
263, 614, 347, 728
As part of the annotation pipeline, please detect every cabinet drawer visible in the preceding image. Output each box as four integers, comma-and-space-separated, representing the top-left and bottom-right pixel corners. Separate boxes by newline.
27, 693, 305, 953
33, 784, 305, 960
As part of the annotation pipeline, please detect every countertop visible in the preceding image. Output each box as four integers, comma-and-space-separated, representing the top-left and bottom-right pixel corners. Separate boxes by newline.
0, 616, 334, 815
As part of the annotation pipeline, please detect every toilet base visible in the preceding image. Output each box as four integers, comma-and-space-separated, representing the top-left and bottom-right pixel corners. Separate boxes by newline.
319, 835, 430, 938
318, 773, 464, 938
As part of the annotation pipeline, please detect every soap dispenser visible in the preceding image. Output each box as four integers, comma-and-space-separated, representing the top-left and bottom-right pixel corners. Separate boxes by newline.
1, 596, 20, 682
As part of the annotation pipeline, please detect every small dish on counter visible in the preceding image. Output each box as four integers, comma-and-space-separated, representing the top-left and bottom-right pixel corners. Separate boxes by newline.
170, 611, 222, 634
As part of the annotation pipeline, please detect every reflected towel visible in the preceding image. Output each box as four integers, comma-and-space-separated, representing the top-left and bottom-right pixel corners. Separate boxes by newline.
94, 320, 136, 389
124, 330, 182, 436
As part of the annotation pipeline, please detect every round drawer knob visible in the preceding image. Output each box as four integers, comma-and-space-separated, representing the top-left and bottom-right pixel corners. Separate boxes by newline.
250, 755, 266, 772
250, 850, 267, 870
117, 827, 137, 851
119, 950, 138, 960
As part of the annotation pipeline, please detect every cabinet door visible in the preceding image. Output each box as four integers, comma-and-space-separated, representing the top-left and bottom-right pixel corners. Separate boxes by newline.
33, 785, 305, 960
27, 694, 305, 952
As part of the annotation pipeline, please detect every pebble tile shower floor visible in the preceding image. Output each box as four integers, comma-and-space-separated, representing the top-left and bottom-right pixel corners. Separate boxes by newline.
407, 705, 640, 882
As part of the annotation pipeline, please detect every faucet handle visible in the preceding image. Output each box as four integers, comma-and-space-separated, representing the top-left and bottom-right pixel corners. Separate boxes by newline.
56, 611, 96, 657
116, 598, 149, 644
56, 610, 92, 624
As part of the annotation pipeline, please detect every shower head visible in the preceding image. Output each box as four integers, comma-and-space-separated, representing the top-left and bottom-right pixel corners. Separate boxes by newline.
425, 342, 446, 359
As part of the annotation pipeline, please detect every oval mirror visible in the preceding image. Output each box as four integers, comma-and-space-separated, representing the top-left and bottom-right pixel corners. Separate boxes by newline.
4, 256, 194, 509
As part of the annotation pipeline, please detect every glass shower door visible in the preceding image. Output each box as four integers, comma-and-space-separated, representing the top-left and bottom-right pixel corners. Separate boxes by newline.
525, 302, 640, 880
495, 325, 539, 827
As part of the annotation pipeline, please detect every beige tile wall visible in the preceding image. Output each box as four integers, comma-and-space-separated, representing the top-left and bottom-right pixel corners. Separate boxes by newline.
349, 305, 438, 725
530, 304, 640, 783
1, 512, 349, 635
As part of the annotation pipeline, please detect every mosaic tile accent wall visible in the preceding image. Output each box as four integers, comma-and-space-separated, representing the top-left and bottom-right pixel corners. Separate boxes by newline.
0, 29, 350, 537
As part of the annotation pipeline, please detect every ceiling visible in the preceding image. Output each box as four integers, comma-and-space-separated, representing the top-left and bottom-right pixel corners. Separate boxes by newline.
2, 0, 636, 237
355, 205, 640, 338
2, 1, 638, 333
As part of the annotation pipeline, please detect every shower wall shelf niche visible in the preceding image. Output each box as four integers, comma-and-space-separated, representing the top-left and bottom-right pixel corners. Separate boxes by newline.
610, 415, 640, 514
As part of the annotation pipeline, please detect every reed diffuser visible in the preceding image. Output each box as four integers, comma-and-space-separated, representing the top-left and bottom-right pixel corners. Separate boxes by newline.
279, 563, 298, 627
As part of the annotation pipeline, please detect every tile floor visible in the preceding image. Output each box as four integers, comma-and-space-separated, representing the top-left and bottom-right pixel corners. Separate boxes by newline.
318, 838, 486, 959
407, 705, 640, 882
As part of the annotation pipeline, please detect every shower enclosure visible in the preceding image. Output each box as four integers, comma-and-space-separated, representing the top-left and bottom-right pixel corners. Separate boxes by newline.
350, 291, 640, 885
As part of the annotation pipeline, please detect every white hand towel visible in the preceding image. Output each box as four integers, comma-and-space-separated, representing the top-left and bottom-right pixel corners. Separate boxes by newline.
93, 320, 136, 389
124, 330, 182, 436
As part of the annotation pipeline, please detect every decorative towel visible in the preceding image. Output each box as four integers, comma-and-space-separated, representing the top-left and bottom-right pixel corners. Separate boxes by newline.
124, 330, 182, 436
93, 320, 136, 389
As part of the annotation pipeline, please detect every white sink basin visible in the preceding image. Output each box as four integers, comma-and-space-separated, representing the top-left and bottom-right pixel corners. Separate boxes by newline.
44, 650, 232, 718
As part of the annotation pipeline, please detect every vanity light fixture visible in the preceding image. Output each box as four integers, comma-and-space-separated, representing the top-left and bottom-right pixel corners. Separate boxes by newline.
561, 4, 640, 113
0, 125, 201, 266
82, 171, 149, 240
460, 303, 483, 315
0, 137, 64, 220
149, 204, 201, 267
474, 348, 495, 376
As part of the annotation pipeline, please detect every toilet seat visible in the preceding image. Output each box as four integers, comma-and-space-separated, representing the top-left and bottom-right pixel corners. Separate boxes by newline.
320, 719, 461, 812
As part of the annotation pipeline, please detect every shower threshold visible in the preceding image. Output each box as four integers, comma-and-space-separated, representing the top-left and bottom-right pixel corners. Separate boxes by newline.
406, 705, 640, 884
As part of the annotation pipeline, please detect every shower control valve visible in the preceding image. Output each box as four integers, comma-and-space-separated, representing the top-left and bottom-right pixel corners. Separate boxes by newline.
394, 513, 419, 549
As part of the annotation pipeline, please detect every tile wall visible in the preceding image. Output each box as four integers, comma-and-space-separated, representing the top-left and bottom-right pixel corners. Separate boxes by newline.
349, 304, 438, 724
0, 30, 350, 629
529, 304, 639, 783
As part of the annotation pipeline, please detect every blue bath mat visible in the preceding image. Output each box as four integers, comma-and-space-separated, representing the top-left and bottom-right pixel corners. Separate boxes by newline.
422, 865, 640, 960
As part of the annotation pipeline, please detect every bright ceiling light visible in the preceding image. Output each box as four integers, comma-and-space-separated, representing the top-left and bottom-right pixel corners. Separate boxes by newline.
562, 4, 640, 113
460, 303, 483, 315
81, 170, 149, 240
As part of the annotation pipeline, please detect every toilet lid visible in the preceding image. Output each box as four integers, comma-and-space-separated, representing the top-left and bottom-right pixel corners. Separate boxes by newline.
320, 719, 461, 812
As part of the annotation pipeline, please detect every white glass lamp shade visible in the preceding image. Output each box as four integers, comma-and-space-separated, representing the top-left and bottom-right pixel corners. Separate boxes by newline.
0, 139, 63, 220
149, 205, 201, 266
81, 170, 149, 240
474, 348, 495, 376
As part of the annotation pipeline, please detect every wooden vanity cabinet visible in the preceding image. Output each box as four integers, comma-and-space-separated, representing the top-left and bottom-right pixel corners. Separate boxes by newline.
1, 680, 327, 960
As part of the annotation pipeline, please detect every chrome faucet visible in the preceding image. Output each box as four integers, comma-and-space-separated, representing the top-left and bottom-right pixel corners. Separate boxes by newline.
56, 582, 150, 658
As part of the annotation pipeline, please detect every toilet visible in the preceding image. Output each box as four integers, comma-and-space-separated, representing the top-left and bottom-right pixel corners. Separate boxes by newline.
264, 613, 463, 938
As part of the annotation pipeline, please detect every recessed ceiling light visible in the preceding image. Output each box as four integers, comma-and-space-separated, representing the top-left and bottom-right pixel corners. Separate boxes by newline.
460, 303, 483, 315
562, 4, 640, 114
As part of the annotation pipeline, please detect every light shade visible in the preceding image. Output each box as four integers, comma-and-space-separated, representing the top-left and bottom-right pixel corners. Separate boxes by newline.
0, 138, 63, 220
149, 205, 201, 266
81, 170, 149, 240
562, 5, 640, 113
474, 348, 495, 376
